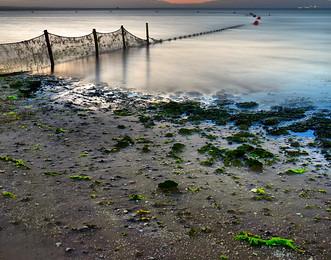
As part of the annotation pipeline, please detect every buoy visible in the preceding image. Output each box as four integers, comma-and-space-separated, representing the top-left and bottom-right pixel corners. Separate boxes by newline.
253, 20, 259, 26
257, 16, 261, 20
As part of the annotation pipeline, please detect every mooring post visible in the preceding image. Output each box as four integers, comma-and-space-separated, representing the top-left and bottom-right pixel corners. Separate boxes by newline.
92, 29, 99, 59
146, 22, 150, 46
44, 30, 54, 71
121, 25, 127, 49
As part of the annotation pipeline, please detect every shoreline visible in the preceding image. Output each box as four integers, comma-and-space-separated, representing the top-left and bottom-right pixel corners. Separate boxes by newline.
0, 74, 330, 259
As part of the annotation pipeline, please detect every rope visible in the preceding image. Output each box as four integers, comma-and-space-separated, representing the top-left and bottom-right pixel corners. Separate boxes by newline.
150, 24, 245, 43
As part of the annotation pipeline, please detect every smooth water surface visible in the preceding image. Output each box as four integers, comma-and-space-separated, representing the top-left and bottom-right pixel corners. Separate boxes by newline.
0, 9, 330, 107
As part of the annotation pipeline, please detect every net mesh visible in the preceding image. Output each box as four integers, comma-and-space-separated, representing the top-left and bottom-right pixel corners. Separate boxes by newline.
0, 35, 50, 73
0, 27, 147, 74
97, 29, 123, 53
49, 33, 95, 63
0, 24, 243, 74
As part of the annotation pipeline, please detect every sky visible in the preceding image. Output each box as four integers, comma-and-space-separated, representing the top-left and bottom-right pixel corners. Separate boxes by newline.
0, 0, 330, 8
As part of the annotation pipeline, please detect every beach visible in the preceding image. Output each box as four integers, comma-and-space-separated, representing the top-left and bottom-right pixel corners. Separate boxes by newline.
0, 74, 330, 259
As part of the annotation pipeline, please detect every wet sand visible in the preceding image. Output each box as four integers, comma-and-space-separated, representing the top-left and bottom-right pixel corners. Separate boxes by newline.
0, 75, 330, 260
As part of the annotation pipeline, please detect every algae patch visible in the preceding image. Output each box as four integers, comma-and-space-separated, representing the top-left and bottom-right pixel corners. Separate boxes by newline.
235, 231, 303, 253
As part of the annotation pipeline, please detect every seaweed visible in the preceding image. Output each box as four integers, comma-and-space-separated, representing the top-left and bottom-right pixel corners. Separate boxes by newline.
142, 144, 150, 153
215, 167, 225, 174
281, 168, 307, 175
55, 128, 66, 134
70, 175, 92, 181
129, 194, 145, 201
226, 132, 257, 144
168, 143, 185, 162
200, 132, 218, 140
198, 143, 223, 158
223, 144, 274, 171
232, 107, 307, 130
111, 135, 135, 152
135, 137, 152, 144
44, 171, 63, 177
235, 231, 304, 253
200, 158, 215, 167
152, 101, 230, 125
165, 133, 174, 138
236, 102, 258, 109
251, 187, 266, 195
0, 155, 30, 169
187, 186, 201, 192
2, 191, 16, 199
158, 180, 179, 192
79, 151, 89, 157
113, 109, 132, 116
178, 128, 200, 136
139, 114, 155, 128
7, 95, 18, 101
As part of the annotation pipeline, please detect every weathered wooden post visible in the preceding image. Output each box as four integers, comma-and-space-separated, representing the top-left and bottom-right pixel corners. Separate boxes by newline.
44, 30, 54, 71
92, 29, 99, 59
146, 23, 150, 46
121, 25, 127, 49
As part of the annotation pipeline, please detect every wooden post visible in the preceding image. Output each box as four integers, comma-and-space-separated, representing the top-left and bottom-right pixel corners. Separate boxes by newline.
121, 25, 126, 49
44, 30, 54, 70
146, 23, 150, 46
92, 29, 99, 59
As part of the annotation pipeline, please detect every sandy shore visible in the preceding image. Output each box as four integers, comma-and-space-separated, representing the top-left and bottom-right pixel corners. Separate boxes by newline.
0, 74, 330, 260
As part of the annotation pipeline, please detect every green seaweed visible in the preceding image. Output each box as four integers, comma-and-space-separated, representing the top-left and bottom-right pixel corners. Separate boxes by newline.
251, 187, 266, 195
7, 95, 18, 101
165, 133, 174, 138
0, 155, 30, 169
111, 135, 135, 152
129, 194, 145, 201
142, 144, 150, 153
235, 231, 304, 253
198, 143, 223, 158
44, 171, 63, 177
2, 191, 16, 199
79, 151, 89, 157
55, 128, 66, 134
282, 168, 307, 175
178, 128, 200, 136
187, 186, 200, 192
226, 132, 257, 144
152, 101, 230, 125
168, 143, 185, 162
236, 102, 258, 109
70, 175, 92, 181
200, 158, 215, 167
113, 109, 132, 116
158, 180, 179, 192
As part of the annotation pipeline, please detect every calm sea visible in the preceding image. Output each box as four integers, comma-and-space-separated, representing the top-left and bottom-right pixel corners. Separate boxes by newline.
0, 9, 330, 107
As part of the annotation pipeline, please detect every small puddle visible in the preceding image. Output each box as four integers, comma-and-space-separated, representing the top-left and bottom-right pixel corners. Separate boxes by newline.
289, 130, 315, 138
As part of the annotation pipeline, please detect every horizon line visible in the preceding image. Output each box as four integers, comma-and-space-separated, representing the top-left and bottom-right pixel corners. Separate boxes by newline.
1, 6, 330, 11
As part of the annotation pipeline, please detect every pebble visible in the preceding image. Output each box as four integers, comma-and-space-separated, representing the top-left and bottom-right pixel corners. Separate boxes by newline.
65, 247, 73, 253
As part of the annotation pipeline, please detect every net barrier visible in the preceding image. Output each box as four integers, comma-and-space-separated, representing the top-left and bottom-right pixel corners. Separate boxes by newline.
0, 24, 244, 74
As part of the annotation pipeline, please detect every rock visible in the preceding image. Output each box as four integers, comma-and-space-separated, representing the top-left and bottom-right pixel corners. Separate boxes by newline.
55, 242, 62, 247
65, 247, 73, 253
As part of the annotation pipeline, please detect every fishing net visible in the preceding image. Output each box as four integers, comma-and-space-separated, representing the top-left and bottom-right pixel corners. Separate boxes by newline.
97, 29, 124, 53
49, 33, 95, 63
0, 27, 147, 74
123, 28, 147, 48
0, 24, 243, 74
0, 35, 50, 73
